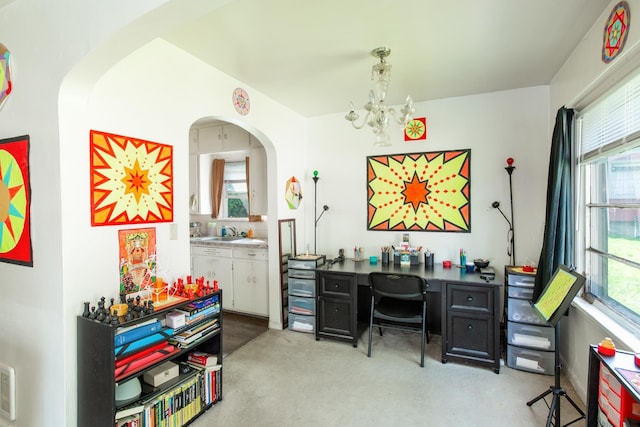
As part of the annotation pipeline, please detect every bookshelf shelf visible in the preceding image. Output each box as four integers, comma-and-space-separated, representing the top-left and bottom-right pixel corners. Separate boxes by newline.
77, 291, 223, 427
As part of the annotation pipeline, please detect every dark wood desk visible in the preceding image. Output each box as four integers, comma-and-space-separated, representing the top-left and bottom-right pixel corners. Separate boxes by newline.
314, 260, 502, 373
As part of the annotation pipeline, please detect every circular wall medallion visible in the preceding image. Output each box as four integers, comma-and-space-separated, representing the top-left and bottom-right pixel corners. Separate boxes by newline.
232, 87, 250, 115
602, 1, 630, 63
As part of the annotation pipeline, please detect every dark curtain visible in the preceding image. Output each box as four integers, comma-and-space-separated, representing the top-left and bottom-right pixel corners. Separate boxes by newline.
533, 107, 575, 302
210, 158, 225, 218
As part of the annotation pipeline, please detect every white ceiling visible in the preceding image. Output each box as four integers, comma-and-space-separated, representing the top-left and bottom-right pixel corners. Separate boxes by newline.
163, 0, 610, 118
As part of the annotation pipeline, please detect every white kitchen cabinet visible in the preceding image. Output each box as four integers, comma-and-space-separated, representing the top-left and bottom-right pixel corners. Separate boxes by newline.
198, 124, 250, 154
249, 142, 267, 216
232, 247, 269, 316
191, 245, 233, 310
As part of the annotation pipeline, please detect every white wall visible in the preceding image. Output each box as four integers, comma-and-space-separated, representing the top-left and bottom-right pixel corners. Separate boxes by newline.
0, 1, 167, 426
307, 86, 551, 272
550, 0, 640, 404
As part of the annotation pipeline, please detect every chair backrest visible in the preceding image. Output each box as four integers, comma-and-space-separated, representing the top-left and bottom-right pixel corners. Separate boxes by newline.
368, 272, 427, 301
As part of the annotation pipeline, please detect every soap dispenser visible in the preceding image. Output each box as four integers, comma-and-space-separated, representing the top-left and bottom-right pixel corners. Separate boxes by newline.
247, 226, 253, 238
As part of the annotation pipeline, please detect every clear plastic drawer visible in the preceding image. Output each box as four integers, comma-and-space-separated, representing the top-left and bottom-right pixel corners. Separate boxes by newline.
507, 286, 534, 300
288, 313, 314, 333
507, 298, 545, 325
506, 345, 554, 375
507, 321, 555, 350
288, 295, 316, 316
288, 278, 316, 297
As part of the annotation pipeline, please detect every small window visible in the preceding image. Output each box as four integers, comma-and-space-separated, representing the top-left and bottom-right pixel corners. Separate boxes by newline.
221, 161, 248, 218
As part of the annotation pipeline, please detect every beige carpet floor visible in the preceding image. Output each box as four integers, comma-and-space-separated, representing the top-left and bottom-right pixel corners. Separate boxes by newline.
192, 328, 586, 427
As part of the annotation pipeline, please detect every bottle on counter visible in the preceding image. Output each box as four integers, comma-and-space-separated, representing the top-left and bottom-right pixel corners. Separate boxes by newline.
247, 226, 253, 238
221, 225, 227, 237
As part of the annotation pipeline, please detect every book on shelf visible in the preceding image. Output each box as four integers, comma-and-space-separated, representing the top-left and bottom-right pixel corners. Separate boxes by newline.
187, 351, 219, 367
115, 404, 144, 421
184, 294, 219, 312
115, 341, 166, 368
114, 327, 174, 357
116, 413, 140, 427
115, 344, 179, 381
114, 319, 163, 346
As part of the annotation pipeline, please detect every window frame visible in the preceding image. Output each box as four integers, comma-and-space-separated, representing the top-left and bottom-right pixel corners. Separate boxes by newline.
576, 71, 640, 329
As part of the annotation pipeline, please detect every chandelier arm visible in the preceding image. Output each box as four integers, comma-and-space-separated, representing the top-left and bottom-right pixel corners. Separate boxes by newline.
348, 111, 372, 130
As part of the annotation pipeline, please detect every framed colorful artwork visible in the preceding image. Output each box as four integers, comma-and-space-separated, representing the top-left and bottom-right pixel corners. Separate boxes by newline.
602, 1, 630, 64
119, 227, 156, 296
367, 149, 470, 232
0, 43, 12, 109
0, 135, 33, 266
90, 130, 174, 226
285, 176, 302, 209
405, 117, 427, 141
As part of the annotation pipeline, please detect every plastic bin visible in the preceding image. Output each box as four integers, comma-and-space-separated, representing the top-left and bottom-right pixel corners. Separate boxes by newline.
507, 298, 546, 325
288, 278, 315, 297
288, 295, 316, 316
507, 344, 554, 375
507, 322, 555, 350
508, 285, 534, 300
507, 274, 535, 288
288, 313, 314, 333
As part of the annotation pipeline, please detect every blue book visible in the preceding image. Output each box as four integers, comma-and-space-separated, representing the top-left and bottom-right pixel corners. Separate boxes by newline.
114, 327, 174, 357
114, 319, 162, 346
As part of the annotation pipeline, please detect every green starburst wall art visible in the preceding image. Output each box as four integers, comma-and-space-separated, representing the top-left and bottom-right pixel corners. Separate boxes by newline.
367, 150, 470, 232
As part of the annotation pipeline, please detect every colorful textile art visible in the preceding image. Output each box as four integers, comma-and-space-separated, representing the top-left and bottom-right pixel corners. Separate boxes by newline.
602, 1, 630, 63
405, 118, 427, 141
119, 227, 156, 296
285, 176, 302, 209
0, 43, 12, 109
0, 135, 32, 266
90, 130, 173, 226
367, 150, 470, 232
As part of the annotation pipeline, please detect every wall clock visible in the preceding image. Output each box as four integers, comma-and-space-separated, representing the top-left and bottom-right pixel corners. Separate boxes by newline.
232, 87, 250, 115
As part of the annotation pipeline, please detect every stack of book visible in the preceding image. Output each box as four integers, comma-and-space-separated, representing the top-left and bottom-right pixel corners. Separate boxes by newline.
169, 318, 220, 348
186, 352, 221, 405
114, 319, 177, 381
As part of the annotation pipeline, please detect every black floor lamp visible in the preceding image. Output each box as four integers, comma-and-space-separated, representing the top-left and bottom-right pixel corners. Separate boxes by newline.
493, 157, 516, 266
312, 170, 329, 255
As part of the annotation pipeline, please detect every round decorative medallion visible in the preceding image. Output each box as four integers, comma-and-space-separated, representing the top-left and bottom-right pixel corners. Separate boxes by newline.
232, 87, 250, 115
602, 1, 630, 64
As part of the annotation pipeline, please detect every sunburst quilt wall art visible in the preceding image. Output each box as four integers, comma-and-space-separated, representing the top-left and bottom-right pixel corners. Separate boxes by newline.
367, 149, 470, 232
90, 130, 173, 226
0, 135, 33, 266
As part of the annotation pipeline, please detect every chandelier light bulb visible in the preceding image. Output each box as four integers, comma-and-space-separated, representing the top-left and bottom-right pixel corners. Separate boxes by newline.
345, 47, 414, 145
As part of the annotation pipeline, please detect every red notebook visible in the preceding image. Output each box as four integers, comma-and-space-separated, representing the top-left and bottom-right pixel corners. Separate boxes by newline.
115, 344, 179, 381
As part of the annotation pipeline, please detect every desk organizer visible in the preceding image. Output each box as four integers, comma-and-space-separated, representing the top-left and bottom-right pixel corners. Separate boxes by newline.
393, 253, 419, 265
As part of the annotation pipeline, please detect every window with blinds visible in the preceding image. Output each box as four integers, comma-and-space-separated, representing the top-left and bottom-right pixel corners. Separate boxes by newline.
577, 71, 640, 326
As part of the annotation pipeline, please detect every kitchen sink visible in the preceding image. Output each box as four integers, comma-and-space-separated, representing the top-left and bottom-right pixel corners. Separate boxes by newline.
191, 236, 245, 242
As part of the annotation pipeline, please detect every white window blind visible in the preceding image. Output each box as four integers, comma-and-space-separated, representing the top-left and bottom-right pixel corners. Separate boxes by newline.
580, 73, 640, 160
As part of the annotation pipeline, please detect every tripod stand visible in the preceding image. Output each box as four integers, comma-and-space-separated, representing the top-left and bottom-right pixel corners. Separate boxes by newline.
526, 320, 585, 427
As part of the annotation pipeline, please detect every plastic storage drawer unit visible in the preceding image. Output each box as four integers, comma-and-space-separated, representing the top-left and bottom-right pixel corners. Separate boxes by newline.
507, 344, 554, 375
507, 273, 535, 287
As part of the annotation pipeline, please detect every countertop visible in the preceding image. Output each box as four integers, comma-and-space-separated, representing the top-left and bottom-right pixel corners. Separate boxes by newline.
190, 236, 268, 249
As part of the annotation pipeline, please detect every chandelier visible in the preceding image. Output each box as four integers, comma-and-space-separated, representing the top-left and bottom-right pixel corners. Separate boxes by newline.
345, 47, 414, 147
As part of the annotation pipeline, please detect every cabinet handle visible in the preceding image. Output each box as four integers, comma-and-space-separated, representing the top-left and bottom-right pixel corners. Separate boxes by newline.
467, 324, 473, 330
467, 296, 473, 302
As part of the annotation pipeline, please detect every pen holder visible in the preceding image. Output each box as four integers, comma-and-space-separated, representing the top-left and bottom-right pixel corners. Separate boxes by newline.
381, 252, 389, 264
424, 252, 434, 268
460, 255, 466, 266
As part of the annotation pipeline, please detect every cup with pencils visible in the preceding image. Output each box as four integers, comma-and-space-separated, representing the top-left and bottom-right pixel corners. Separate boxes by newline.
381, 246, 391, 264
459, 249, 466, 267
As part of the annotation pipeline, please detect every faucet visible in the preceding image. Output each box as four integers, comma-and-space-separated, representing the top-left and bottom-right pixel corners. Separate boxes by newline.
226, 226, 238, 236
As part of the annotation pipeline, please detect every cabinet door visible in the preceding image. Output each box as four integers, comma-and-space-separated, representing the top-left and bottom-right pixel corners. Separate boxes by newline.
189, 153, 199, 213
232, 257, 269, 316
446, 311, 494, 360
249, 145, 267, 216
198, 125, 223, 153
192, 255, 233, 310
222, 124, 250, 150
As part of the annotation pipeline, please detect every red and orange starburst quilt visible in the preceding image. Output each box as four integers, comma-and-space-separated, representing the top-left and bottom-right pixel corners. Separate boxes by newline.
367, 150, 470, 232
90, 130, 173, 226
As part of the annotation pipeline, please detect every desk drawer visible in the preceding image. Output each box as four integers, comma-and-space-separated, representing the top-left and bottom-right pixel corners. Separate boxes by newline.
318, 272, 354, 298
446, 283, 493, 314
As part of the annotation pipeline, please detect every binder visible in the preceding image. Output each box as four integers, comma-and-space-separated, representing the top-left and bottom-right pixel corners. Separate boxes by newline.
114, 328, 174, 357
114, 320, 162, 346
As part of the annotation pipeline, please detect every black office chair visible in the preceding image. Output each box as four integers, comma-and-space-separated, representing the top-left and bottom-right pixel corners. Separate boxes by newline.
367, 272, 429, 367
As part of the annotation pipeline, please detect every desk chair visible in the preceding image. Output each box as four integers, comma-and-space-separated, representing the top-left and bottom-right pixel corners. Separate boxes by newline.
367, 272, 429, 367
